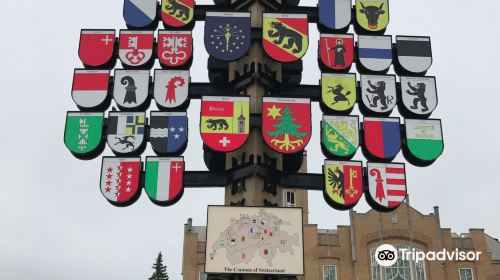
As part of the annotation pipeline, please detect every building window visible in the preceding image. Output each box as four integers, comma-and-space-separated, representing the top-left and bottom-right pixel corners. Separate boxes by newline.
459, 268, 474, 280
323, 265, 337, 280
199, 271, 207, 280
283, 190, 296, 207
391, 213, 398, 224
370, 245, 426, 280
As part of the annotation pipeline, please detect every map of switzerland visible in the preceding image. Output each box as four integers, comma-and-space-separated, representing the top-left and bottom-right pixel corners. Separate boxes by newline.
209, 209, 301, 266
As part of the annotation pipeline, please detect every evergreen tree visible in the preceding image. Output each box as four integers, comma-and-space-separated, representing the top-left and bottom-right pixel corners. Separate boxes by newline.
149, 252, 169, 280
268, 106, 306, 138
268, 105, 307, 151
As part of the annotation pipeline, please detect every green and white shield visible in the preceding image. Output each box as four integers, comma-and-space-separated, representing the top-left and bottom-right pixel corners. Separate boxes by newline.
322, 115, 359, 158
404, 119, 443, 164
64, 112, 104, 156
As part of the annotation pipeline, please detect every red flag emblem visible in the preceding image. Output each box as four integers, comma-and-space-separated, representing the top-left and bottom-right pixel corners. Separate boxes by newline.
157, 30, 192, 67
79, 30, 115, 68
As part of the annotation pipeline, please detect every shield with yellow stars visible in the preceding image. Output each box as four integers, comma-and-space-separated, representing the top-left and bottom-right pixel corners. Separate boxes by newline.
262, 97, 311, 154
200, 96, 250, 152
262, 13, 309, 63
323, 160, 364, 210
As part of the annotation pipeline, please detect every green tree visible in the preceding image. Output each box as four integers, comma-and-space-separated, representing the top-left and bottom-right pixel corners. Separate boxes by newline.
268, 105, 307, 151
149, 252, 169, 280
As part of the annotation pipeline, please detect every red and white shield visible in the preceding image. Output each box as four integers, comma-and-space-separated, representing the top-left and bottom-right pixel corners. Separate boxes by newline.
119, 30, 154, 67
158, 30, 192, 67
100, 157, 141, 206
79, 30, 115, 67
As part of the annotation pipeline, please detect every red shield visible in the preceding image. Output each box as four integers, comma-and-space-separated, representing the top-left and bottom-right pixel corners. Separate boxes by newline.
119, 30, 154, 67
79, 30, 115, 67
319, 34, 354, 71
262, 97, 311, 154
158, 30, 192, 67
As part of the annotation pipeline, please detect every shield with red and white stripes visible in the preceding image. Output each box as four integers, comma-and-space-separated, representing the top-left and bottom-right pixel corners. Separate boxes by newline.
100, 157, 141, 206
366, 162, 406, 211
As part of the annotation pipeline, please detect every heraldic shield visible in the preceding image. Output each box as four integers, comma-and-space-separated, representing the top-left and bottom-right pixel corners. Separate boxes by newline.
362, 117, 401, 161
123, 0, 158, 28
322, 115, 359, 159
399, 76, 438, 117
200, 96, 250, 152
263, 13, 309, 63
158, 31, 192, 68
357, 35, 393, 72
119, 30, 154, 68
161, 0, 194, 28
153, 70, 189, 109
100, 157, 142, 206
113, 70, 150, 110
204, 12, 251, 62
321, 73, 357, 113
366, 162, 406, 212
107, 112, 146, 155
145, 157, 184, 206
324, 160, 363, 210
262, 97, 311, 154
72, 69, 110, 110
64, 112, 104, 159
318, 0, 352, 30
403, 119, 443, 166
150, 112, 188, 155
79, 30, 115, 68
396, 36, 433, 75
356, 0, 390, 32
319, 34, 354, 71
360, 74, 397, 115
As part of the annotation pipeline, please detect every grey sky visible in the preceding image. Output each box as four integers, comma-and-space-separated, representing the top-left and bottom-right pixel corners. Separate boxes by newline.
1, 0, 499, 279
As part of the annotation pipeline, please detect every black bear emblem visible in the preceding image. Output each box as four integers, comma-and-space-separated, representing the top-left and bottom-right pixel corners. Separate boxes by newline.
267, 21, 303, 54
206, 119, 229, 131
164, 0, 190, 21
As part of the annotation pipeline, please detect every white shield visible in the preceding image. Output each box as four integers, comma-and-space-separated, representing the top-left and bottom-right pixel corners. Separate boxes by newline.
361, 75, 397, 113
400, 76, 437, 116
153, 70, 190, 109
113, 70, 150, 109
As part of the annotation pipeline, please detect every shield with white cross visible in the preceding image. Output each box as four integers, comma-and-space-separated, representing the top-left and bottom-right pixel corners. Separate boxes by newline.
200, 96, 250, 152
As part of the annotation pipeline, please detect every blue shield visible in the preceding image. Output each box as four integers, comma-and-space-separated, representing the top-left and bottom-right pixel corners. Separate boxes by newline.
319, 0, 352, 30
204, 12, 251, 61
123, 0, 158, 28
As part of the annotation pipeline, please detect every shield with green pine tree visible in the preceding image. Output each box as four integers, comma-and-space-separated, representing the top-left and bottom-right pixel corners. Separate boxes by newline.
262, 97, 311, 154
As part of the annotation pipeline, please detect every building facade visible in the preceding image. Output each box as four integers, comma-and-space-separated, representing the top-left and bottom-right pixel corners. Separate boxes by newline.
183, 199, 500, 280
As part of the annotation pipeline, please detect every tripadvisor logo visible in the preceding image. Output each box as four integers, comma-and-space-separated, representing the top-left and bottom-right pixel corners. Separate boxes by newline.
375, 244, 482, 267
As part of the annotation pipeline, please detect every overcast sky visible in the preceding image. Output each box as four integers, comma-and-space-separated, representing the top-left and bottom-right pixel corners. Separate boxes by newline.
1, 0, 499, 279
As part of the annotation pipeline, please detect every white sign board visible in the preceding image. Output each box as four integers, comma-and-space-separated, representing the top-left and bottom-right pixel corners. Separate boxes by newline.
205, 206, 304, 275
